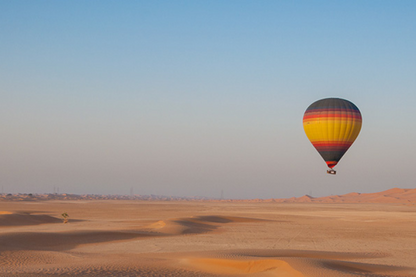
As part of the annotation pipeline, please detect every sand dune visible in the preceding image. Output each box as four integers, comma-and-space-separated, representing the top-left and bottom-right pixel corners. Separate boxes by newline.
274, 187, 416, 203
0, 211, 62, 226
145, 215, 264, 235
318, 259, 410, 275
0, 200, 415, 276
183, 257, 304, 276
222, 249, 385, 260
0, 215, 262, 252
182, 250, 411, 276
213, 250, 411, 275
0, 211, 13, 214
145, 218, 217, 235
0, 230, 149, 252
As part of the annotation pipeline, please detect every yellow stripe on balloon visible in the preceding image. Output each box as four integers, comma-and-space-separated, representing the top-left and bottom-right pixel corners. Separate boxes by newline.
303, 120, 362, 143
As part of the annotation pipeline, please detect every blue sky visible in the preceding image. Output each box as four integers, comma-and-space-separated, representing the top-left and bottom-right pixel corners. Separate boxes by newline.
1, 1, 416, 198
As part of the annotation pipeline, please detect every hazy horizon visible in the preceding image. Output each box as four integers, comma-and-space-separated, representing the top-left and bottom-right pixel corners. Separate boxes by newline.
1, 1, 416, 199
1, 186, 414, 201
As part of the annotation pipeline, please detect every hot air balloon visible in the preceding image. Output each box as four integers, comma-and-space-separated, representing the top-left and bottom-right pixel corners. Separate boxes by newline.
303, 98, 362, 174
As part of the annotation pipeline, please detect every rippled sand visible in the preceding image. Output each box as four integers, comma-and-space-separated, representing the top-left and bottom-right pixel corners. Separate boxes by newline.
0, 200, 415, 276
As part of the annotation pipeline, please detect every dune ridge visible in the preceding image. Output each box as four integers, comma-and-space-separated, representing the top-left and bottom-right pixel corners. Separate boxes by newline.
183, 257, 304, 276
0, 215, 260, 252
255, 188, 416, 204
181, 249, 412, 276
0, 212, 62, 226
144, 215, 265, 235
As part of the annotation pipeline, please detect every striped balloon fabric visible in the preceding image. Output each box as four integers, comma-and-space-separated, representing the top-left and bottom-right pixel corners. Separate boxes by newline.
303, 98, 362, 170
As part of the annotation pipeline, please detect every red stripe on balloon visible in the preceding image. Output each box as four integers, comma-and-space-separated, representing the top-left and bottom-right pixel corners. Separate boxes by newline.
326, 161, 338, 168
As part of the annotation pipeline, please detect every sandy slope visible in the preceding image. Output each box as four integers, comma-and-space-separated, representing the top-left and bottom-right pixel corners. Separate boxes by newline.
0, 212, 62, 226
0, 200, 415, 276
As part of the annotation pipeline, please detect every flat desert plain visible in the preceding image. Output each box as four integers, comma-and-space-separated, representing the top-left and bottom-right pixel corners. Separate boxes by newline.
1, 200, 416, 276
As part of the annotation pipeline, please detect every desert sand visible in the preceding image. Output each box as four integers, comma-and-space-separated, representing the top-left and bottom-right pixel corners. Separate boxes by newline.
1, 193, 416, 276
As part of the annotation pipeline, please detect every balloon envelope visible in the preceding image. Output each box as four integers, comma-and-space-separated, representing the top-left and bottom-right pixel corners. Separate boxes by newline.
303, 98, 362, 169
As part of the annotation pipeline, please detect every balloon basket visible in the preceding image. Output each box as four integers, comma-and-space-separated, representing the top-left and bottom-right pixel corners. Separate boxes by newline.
327, 169, 336, 175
